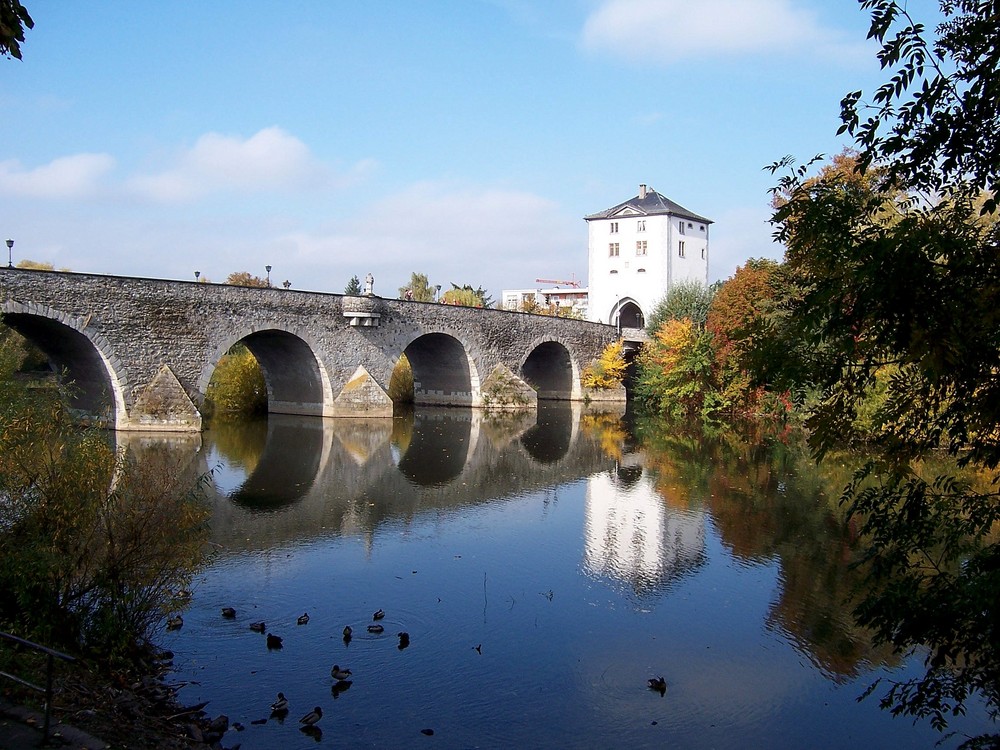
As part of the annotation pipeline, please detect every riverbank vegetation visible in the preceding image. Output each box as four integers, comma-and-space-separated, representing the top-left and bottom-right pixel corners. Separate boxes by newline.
0, 328, 209, 662
630, 2, 1000, 743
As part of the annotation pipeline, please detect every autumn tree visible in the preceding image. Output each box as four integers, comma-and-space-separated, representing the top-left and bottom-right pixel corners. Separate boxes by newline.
441, 283, 491, 307
769, 0, 1000, 739
16, 259, 54, 271
704, 259, 792, 412
398, 272, 437, 302
225, 271, 269, 288
580, 340, 627, 390
634, 318, 721, 422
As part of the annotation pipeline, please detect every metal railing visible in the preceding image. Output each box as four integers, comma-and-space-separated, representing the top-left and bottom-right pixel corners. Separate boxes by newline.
0, 630, 76, 742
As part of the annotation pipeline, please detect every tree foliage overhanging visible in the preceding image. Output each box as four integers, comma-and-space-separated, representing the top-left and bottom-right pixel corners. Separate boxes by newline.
0, 0, 32, 59
764, 0, 1000, 741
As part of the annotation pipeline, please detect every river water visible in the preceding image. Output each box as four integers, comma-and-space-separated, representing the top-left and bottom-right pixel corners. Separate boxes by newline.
147, 404, 994, 749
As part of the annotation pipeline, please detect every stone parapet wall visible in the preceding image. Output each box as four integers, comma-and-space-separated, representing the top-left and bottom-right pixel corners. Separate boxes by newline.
0, 268, 623, 430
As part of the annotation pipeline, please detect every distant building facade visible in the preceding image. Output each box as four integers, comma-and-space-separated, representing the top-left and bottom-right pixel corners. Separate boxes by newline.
585, 184, 711, 327
500, 285, 589, 318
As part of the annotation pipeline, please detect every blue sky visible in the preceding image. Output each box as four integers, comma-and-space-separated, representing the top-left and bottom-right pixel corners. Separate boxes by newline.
1, 1, 937, 296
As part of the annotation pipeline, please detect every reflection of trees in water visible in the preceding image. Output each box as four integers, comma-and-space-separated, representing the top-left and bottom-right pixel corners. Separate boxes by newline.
205, 417, 268, 473
634, 418, 899, 681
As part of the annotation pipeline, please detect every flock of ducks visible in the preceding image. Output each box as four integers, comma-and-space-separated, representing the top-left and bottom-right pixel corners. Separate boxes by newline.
167, 599, 667, 739
169, 602, 415, 736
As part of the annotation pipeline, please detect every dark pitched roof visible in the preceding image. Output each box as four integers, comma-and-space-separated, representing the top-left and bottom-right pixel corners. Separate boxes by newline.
584, 187, 713, 224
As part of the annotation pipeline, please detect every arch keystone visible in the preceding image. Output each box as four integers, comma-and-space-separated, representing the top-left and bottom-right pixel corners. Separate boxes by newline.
332, 365, 393, 417
130, 364, 202, 432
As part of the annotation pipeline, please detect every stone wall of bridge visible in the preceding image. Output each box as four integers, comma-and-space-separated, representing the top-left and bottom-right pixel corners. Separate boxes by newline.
0, 268, 623, 431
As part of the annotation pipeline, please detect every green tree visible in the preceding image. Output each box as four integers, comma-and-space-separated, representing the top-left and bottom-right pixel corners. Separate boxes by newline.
399, 272, 437, 302
344, 275, 362, 295
0, 0, 32, 59
646, 279, 718, 333
769, 0, 1000, 740
225, 271, 269, 288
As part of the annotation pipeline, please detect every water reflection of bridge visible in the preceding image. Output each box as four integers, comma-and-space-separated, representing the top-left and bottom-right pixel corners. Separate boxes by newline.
120, 403, 624, 551
120, 403, 708, 604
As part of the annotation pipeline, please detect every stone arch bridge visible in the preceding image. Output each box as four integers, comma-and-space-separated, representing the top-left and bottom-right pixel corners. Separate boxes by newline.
0, 269, 623, 432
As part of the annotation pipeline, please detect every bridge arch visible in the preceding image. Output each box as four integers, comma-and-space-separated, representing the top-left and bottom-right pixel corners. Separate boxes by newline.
400, 330, 482, 407
201, 327, 334, 418
1, 300, 130, 429
520, 337, 581, 401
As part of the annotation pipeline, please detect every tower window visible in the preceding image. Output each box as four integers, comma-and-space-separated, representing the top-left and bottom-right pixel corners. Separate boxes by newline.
678, 221, 686, 235
610, 222, 619, 234
637, 220, 646, 232
609, 243, 620, 257
636, 240, 647, 256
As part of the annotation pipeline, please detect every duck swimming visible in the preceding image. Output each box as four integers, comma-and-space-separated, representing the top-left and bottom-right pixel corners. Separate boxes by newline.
343, 625, 353, 642
648, 676, 667, 695
249, 621, 266, 633
166, 615, 183, 631
331, 664, 352, 681
367, 624, 385, 634
270, 692, 289, 713
397, 632, 410, 649
372, 609, 385, 620
297, 612, 310, 625
267, 633, 283, 649
221, 607, 236, 619
299, 706, 323, 726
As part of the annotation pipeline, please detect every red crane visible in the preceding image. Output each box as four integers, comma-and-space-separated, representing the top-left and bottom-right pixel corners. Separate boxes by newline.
535, 277, 581, 288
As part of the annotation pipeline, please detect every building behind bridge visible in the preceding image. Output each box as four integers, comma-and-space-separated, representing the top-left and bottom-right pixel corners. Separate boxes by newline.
501, 184, 711, 330
585, 184, 711, 328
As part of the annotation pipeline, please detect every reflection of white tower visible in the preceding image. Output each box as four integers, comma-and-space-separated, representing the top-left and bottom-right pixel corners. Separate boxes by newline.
583, 464, 706, 597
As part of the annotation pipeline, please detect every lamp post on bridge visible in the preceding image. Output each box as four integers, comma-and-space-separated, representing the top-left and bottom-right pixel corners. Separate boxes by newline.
266, 265, 272, 287
6, 239, 12, 268
194, 271, 200, 282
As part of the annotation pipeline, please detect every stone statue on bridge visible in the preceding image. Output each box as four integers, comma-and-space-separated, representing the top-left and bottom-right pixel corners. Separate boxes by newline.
364, 273, 374, 296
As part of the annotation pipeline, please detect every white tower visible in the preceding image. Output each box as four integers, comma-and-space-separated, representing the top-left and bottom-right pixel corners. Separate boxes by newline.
585, 184, 711, 327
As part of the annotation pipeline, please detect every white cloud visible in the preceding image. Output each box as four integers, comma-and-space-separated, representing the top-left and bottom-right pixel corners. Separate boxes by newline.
0, 153, 116, 199
581, 0, 854, 65
128, 126, 360, 202
283, 181, 584, 295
